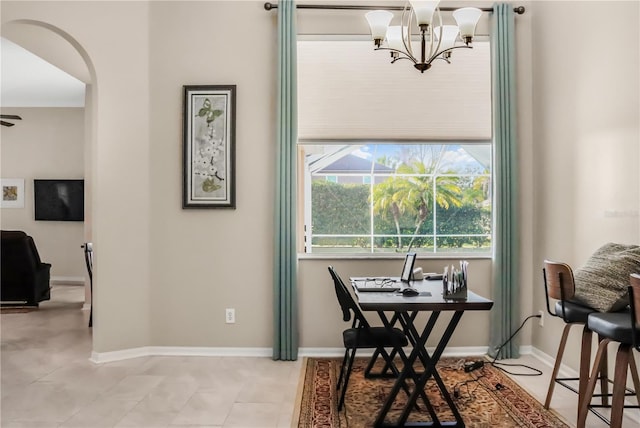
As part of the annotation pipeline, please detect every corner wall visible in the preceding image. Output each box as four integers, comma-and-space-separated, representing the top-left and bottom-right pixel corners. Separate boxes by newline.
531, 1, 640, 370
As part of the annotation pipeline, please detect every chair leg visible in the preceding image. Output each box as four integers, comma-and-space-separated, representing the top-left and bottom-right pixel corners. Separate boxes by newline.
545, 323, 573, 409
364, 346, 404, 379
338, 347, 357, 411
610, 343, 631, 428
337, 348, 349, 390
364, 348, 379, 377
578, 338, 611, 428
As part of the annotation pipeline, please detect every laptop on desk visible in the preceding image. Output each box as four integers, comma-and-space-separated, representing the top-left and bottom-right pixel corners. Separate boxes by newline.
352, 253, 416, 292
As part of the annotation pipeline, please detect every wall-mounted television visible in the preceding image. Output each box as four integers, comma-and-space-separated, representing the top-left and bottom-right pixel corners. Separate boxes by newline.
34, 179, 84, 221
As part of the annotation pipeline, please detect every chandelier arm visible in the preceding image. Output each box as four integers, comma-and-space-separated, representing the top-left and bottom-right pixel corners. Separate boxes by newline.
391, 56, 416, 64
374, 47, 418, 65
431, 9, 443, 61
402, 4, 418, 63
437, 44, 472, 57
422, 44, 471, 66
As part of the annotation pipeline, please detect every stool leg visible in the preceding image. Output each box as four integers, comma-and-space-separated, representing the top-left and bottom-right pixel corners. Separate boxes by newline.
597, 334, 609, 407
628, 352, 640, 406
545, 323, 573, 409
610, 344, 631, 428
578, 325, 593, 413
578, 338, 610, 428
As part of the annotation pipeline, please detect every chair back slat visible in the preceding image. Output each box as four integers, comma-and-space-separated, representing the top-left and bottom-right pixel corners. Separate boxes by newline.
328, 266, 369, 327
543, 260, 576, 301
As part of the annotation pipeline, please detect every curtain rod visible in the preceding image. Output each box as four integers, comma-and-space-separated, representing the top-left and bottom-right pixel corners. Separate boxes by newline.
264, 2, 526, 14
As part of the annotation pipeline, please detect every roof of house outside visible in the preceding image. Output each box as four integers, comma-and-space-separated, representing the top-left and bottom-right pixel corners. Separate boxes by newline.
317, 154, 394, 174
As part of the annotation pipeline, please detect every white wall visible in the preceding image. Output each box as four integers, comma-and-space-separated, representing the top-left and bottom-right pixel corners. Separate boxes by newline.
146, 1, 277, 347
0, 0, 530, 355
0, 107, 86, 280
531, 1, 640, 370
2, 1, 637, 365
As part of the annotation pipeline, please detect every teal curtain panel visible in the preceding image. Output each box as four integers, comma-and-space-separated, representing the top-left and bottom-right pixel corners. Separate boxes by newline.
273, 0, 299, 361
489, 3, 519, 359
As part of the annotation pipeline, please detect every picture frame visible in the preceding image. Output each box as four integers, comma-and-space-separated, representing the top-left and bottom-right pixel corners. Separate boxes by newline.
1, 178, 25, 208
401, 252, 417, 282
183, 85, 236, 208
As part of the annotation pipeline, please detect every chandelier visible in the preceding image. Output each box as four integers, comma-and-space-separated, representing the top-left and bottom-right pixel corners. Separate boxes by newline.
365, 1, 483, 73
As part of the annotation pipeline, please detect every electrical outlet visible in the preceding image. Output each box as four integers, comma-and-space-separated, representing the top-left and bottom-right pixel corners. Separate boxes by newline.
225, 308, 235, 324
538, 310, 544, 327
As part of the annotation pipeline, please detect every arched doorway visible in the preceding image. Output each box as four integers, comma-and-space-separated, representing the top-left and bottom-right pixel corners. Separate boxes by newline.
1, 19, 97, 341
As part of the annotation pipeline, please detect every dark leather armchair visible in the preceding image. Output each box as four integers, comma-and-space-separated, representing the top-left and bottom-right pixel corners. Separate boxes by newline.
1, 230, 51, 306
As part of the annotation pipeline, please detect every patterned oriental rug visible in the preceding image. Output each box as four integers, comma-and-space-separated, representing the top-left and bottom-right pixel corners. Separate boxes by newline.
295, 357, 570, 428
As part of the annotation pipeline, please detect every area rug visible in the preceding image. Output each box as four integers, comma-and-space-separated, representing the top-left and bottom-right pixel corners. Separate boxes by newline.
296, 357, 569, 428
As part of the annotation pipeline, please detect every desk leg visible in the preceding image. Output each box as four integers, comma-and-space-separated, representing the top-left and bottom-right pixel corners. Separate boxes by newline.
374, 310, 465, 428
404, 311, 465, 427
377, 312, 433, 414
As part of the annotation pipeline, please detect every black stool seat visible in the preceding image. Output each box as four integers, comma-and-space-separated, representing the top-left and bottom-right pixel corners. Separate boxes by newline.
588, 310, 639, 346
556, 300, 596, 323
344, 327, 408, 349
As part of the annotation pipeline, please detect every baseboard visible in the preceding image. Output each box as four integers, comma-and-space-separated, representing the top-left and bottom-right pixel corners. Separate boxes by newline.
90, 346, 273, 363
299, 345, 493, 358
530, 346, 579, 378
51, 276, 85, 285
91, 345, 500, 364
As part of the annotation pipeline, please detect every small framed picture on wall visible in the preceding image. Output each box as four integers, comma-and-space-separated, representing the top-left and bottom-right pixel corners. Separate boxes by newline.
1, 178, 25, 208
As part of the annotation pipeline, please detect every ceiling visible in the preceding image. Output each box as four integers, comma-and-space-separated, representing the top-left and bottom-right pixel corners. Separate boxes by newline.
1, 37, 86, 108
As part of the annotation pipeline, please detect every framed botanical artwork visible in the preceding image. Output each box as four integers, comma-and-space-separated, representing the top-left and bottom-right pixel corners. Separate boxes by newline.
183, 85, 236, 208
1, 178, 25, 208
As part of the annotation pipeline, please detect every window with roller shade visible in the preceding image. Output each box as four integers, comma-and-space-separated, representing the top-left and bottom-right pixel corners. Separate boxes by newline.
298, 39, 492, 255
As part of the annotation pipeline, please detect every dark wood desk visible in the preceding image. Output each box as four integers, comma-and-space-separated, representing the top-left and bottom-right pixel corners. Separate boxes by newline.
351, 278, 494, 428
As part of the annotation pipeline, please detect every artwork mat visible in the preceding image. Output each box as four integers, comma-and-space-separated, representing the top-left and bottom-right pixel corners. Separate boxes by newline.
1, 178, 25, 208
183, 85, 236, 208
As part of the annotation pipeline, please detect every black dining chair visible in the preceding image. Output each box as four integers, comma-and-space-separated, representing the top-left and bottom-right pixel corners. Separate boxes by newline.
577, 273, 640, 428
328, 266, 408, 411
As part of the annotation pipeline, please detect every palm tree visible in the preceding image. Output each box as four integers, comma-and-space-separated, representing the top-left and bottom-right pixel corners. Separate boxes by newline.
371, 177, 411, 249
373, 157, 463, 251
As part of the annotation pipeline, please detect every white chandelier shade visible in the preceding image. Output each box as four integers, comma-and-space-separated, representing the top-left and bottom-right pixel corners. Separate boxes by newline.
364, 10, 394, 45
410, 1, 440, 26
365, 1, 483, 73
453, 7, 484, 41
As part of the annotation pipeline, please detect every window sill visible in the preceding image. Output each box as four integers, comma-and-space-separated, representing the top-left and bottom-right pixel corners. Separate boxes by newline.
297, 253, 492, 261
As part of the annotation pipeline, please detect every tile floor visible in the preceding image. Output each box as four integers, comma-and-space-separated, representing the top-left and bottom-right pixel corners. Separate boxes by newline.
2, 285, 639, 427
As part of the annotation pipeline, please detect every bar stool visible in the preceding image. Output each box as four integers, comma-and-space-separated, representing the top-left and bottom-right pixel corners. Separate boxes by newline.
542, 261, 608, 415
577, 273, 640, 428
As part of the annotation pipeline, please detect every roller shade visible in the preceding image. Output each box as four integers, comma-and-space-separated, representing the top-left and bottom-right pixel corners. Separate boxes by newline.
297, 40, 491, 140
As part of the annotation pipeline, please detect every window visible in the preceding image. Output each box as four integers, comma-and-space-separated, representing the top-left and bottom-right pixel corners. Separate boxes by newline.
297, 39, 492, 255
301, 143, 492, 254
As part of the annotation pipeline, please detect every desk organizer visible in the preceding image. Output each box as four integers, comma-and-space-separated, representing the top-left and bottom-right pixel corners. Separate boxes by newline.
442, 261, 469, 300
